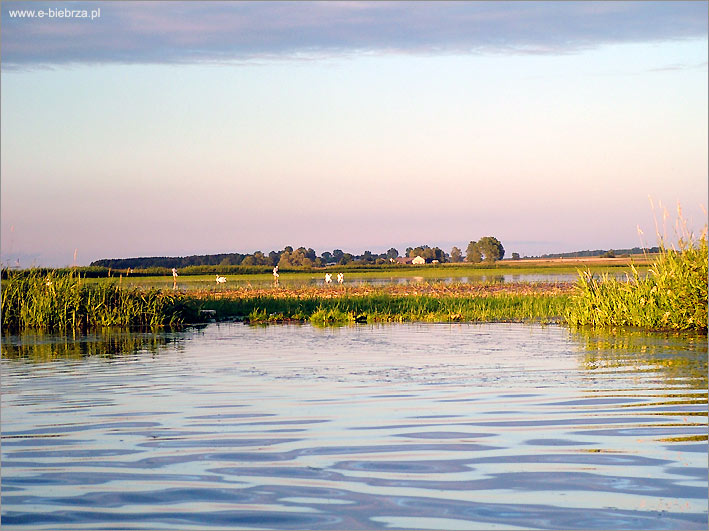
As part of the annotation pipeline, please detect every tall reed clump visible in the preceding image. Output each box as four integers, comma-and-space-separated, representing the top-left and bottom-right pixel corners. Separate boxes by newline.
567, 219, 707, 332
1, 270, 198, 332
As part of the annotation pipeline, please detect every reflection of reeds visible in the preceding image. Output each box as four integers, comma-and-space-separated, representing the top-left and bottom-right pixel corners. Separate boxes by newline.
572, 326, 708, 389
1, 270, 198, 332
567, 208, 707, 332
1, 328, 184, 361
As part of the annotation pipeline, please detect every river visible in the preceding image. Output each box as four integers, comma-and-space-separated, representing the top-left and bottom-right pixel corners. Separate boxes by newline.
2, 323, 706, 530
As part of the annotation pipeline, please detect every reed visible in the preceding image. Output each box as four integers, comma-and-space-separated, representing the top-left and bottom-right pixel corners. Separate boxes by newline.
1, 270, 198, 332
567, 220, 707, 332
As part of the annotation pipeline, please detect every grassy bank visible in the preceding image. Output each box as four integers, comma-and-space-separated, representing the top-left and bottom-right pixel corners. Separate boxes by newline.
566, 229, 708, 332
191, 284, 571, 325
3, 236, 704, 333
1, 270, 198, 332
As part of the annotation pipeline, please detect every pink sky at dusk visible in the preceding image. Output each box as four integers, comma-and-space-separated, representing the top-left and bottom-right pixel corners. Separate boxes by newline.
1, 1, 706, 266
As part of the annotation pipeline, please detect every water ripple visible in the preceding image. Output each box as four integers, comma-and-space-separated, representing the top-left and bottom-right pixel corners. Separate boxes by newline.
2, 323, 706, 530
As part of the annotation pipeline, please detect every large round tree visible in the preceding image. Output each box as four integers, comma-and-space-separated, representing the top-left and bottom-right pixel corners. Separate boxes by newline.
477, 236, 505, 263
465, 241, 482, 263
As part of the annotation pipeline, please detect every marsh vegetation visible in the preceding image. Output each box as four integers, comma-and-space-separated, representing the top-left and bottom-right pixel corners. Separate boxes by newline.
2, 221, 705, 333
1, 270, 197, 332
192, 283, 572, 326
567, 225, 707, 332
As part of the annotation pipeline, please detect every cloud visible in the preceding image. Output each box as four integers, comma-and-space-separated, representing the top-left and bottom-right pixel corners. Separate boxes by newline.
645, 61, 708, 73
1, 1, 707, 68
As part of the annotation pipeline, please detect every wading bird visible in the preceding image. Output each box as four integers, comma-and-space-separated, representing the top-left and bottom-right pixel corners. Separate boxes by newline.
216, 275, 227, 284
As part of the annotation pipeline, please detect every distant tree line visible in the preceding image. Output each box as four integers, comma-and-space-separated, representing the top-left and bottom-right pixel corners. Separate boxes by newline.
92, 247, 394, 269
527, 246, 661, 260
91, 237, 509, 270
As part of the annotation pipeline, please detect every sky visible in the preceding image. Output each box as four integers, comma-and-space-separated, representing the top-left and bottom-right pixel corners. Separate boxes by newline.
1, 1, 707, 267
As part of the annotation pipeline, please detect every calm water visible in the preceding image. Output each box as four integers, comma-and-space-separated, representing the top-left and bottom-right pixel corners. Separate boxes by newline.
316, 274, 582, 286
1, 323, 707, 530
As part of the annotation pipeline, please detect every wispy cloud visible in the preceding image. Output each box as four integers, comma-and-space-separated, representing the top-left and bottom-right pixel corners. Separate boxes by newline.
645, 60, 708, 73
1, 1, 706, 68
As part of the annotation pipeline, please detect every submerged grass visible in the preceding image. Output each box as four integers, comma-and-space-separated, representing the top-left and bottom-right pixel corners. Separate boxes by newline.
1, 270, 198, 332
567, 222, 707, 332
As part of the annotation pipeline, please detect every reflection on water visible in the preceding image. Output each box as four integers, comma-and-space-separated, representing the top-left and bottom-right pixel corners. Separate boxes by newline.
250, 274, 550, 287
1, 328, 188, 362
1, 323, 706, 530
574, 327, 708, 390
339, 275, 508, 286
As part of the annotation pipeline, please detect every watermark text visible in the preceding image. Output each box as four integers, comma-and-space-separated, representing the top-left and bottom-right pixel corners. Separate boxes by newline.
8, 7, 101, 20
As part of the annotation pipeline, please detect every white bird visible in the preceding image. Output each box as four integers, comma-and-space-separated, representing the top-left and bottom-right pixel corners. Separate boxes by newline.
216, 275, 227, 284
325, 273, 332, 284
337, 272, 344, 284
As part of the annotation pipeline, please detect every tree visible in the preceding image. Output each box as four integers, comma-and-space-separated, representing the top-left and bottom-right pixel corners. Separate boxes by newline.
431, 247, 445, 263
293, 247, 313, 267
466, 241, 482, 263
406, 245, 446, 263
478, 236, 505, 263
277, 247, 311, 267
511, 252, 520, 260
278, 251, 293, 267
386, 248, 399, 260
450, 246, 462, 263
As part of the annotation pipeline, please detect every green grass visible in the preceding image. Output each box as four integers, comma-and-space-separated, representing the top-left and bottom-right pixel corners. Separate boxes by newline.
1, 270, 198, 332
193, 292, 570, 325
566, 230, 708, 332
